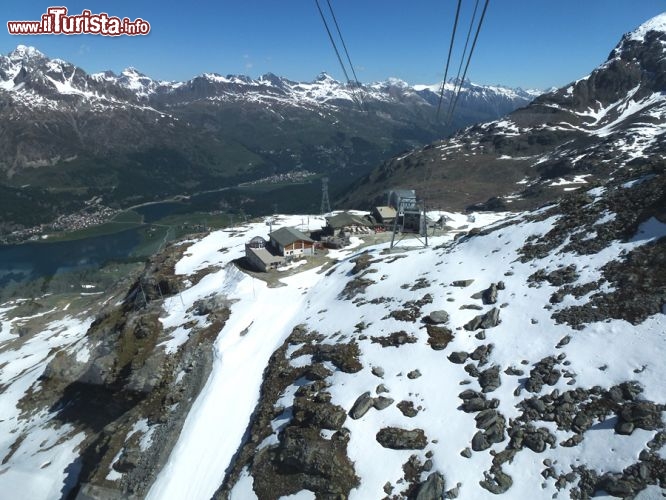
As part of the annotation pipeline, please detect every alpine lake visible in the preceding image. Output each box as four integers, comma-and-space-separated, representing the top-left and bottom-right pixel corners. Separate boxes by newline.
0, 179, 326, 301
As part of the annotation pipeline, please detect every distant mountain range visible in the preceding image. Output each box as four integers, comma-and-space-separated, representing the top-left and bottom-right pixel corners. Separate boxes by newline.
0, 45, 539, 229
341, 14, 666, 212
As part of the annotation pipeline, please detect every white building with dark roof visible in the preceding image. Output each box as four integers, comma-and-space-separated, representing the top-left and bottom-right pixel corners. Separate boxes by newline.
244, 236, 285, 272
268, 227, 315, 257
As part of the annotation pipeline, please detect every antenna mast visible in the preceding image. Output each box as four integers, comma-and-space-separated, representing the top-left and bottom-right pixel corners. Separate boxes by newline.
321, 176, 331, 214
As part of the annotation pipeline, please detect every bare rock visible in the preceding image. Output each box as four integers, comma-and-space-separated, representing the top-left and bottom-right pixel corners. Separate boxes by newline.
464, 308, 500, 331
425, 310, 450, 325
349, 392, 374, 420
373, 396, 394, 411
448, 351, 469, 364
293, 394, 347, 430
376, 427, 428, 450
415, 472, 445, 500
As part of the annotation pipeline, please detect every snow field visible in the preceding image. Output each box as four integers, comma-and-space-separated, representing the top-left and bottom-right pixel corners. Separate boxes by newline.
0, 312, 93, 499
213, 207, 664, 499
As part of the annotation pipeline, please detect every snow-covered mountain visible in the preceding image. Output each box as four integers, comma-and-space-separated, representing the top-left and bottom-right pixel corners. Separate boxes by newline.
0, 152, 663, 499
0, 45, 539, 110
342, 13, 666, 212
0, 45, 540, 230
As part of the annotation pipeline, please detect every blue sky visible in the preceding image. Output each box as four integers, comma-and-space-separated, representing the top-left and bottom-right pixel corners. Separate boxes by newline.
2, 1, 665, 89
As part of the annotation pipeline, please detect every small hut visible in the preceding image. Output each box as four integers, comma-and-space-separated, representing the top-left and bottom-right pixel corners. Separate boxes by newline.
372, 206, 397, 228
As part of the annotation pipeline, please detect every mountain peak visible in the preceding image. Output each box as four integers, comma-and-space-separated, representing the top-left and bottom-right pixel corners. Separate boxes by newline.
386, 77, 409, 88
314, 72, 337, 83
258, 72, 281, 83
628, 12, 666, 42
9, 45, 45, 60
121, 67, 146, 77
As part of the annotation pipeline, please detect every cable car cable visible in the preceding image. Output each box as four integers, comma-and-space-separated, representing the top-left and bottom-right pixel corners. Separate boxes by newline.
436, 0, 463, 120
445, 0, 490, 126
444, 0, 480, 124
325, 0, 365, 109
314, 0, 364, 111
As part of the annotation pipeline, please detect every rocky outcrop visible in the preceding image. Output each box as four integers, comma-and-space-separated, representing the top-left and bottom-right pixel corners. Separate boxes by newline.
217, 326, 360, 499
19, 242, 229, 498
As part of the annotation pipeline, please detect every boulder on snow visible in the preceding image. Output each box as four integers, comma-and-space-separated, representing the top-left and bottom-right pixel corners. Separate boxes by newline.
425, 324, 454, 350
349, 392, 374, 420
448, 351, 468, 364
376, 427, 428, 449
478, 365, 501, 393
463, 308, 500, 331
373, 396, 394, 411
482, 283, 499, 305
480, 468, 513, 494
415, 472, 445, 500
424, 310, 450, 324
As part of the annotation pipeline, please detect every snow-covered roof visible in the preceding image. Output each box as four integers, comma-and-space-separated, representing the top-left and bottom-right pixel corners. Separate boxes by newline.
326, 212, 372, 229
374, 206, 397, 219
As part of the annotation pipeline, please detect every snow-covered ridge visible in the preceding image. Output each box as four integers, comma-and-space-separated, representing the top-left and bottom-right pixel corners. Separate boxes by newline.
9, 44, 45, 60
627, 12, 666, 41
0, 45, 542, 108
